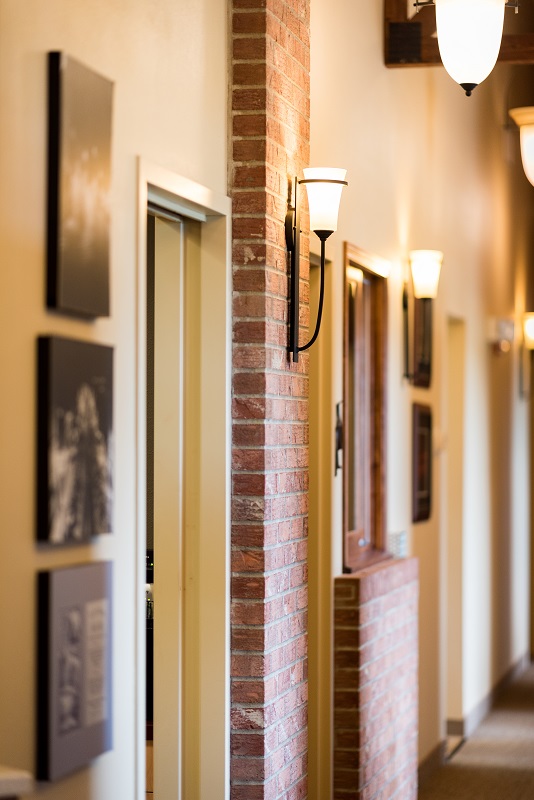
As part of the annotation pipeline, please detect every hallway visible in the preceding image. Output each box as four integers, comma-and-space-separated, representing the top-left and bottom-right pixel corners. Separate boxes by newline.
419, 664, 534, 799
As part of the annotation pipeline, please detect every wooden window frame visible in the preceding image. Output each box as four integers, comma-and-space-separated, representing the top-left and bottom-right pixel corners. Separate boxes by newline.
342, 243, 390, 572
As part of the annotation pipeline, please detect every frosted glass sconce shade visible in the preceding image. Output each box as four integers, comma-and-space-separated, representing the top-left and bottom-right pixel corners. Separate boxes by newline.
301, 168, 347, 233
509, 107, 534, 187
523, 314, 534, 349
435, 0, 506, 95
409, 250, 443, 299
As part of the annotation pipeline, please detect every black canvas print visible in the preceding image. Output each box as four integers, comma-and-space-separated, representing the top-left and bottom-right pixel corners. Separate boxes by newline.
47, 52, 113, 317
37, 336, 113, 544
37, 562, 113, 781
412, 403, 432, 523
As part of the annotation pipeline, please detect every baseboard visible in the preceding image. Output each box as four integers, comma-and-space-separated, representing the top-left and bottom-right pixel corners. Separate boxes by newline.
446, 652, 530, 739
446, 718, 464, 737
418, 740, 446, 788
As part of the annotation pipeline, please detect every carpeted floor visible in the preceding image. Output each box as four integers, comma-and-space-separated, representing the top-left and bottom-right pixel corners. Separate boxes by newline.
419, 664, 534, 799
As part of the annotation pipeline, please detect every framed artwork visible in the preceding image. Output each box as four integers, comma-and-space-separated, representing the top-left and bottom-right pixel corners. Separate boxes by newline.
37, 562, 113, 781
37, 336, 113, 544
413, 297, 432, 388
412, 403, 432, 523
47, 51, 113, 317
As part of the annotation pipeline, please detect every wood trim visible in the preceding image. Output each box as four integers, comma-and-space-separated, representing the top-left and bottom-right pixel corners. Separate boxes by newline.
373, 271, 388, 552
384, 0, 534, 68
344, 242, 391, 278
342, 243, 389, 571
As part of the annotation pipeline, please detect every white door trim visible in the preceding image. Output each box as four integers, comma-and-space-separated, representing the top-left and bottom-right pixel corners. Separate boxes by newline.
136, 158, 231, 800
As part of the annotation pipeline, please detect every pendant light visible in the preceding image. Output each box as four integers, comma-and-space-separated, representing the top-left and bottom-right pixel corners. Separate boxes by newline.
435, 0, 506, 96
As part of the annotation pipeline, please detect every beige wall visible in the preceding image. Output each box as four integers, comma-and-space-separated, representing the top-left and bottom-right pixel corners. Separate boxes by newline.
0, 1, 227, 797
310, 0, 534, 767
1, 0, 534, 794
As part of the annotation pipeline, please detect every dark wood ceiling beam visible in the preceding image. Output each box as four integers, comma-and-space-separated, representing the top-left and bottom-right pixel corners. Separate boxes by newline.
500, 33, 534, 63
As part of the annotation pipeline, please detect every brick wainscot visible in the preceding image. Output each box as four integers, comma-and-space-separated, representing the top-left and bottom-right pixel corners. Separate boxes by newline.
334, 559, 419, 800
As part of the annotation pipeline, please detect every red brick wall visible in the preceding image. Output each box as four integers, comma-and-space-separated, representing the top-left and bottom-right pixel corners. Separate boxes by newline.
333, 559, 419, 800
230, 0, 311, 797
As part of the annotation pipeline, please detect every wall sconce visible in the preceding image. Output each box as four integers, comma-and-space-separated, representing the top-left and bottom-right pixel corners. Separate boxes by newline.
414, 0, 518, 96
286, 168, 347, 362
509, 107, 534, 186
520, 313, 534, 397
523, 313, 534, 349
487, 317, 515, 354
403, 250, 443, 384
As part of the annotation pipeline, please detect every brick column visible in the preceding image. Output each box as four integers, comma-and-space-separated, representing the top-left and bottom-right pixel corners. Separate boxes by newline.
334, 560, 419, 800
230, 0, 310, 797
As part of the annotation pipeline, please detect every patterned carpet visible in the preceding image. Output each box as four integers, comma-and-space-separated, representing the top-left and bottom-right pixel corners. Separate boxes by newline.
419, 664, 534, 799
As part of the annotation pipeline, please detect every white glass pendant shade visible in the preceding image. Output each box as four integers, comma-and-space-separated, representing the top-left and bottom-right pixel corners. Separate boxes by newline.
524, 313, 534, 349
409, 250, 443, 299
302, 167, 347, 233
435, 0, 505, 95
509, 108, 534, 187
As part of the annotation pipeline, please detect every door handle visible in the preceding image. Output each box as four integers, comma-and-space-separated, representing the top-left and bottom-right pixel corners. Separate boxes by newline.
335, 401, 343, 476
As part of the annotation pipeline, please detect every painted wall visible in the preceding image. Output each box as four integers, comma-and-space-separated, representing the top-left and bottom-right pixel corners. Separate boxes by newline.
1, 0, 533, 795
0, 1, 227, 797
310, 0, 534, 768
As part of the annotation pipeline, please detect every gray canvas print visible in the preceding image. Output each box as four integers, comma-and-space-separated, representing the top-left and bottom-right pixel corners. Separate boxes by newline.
37, 562, 112, 781
38, 336, 113, 544
58, 605, 83, 734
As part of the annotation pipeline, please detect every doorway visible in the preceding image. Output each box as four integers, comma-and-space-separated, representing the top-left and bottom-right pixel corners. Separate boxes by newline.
146, 210, 187, 798
308, 251, 334, 800
136, 161, 231, 800
443, 317, 466, 751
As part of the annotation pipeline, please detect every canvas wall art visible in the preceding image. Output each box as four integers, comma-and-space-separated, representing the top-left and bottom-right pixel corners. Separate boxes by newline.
47, 51, 113, 317
37, 561, 113, 781
37, 336, 113, 544
412, 402, 432, 523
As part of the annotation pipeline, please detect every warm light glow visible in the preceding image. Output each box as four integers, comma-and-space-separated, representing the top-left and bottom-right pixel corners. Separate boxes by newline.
301, 168, 347, 233
435, 0, 505, 94
524, 314, 534, 349
509, 107, 534, 187
347, 266, 364, 284
409, 250, 443, 299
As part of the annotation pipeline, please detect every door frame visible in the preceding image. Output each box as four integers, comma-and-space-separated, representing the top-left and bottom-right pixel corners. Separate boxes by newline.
441, 316, 466, 740
136, 159, 231, 799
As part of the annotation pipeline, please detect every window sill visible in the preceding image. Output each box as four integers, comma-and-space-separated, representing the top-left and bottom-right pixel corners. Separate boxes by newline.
343, 547, 393, 574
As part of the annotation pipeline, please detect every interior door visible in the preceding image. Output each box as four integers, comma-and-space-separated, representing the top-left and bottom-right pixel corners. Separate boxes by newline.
147, 211, 185, 799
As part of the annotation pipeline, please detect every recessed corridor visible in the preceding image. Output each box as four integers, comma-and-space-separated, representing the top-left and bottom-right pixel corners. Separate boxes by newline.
419, 664, 534, 799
